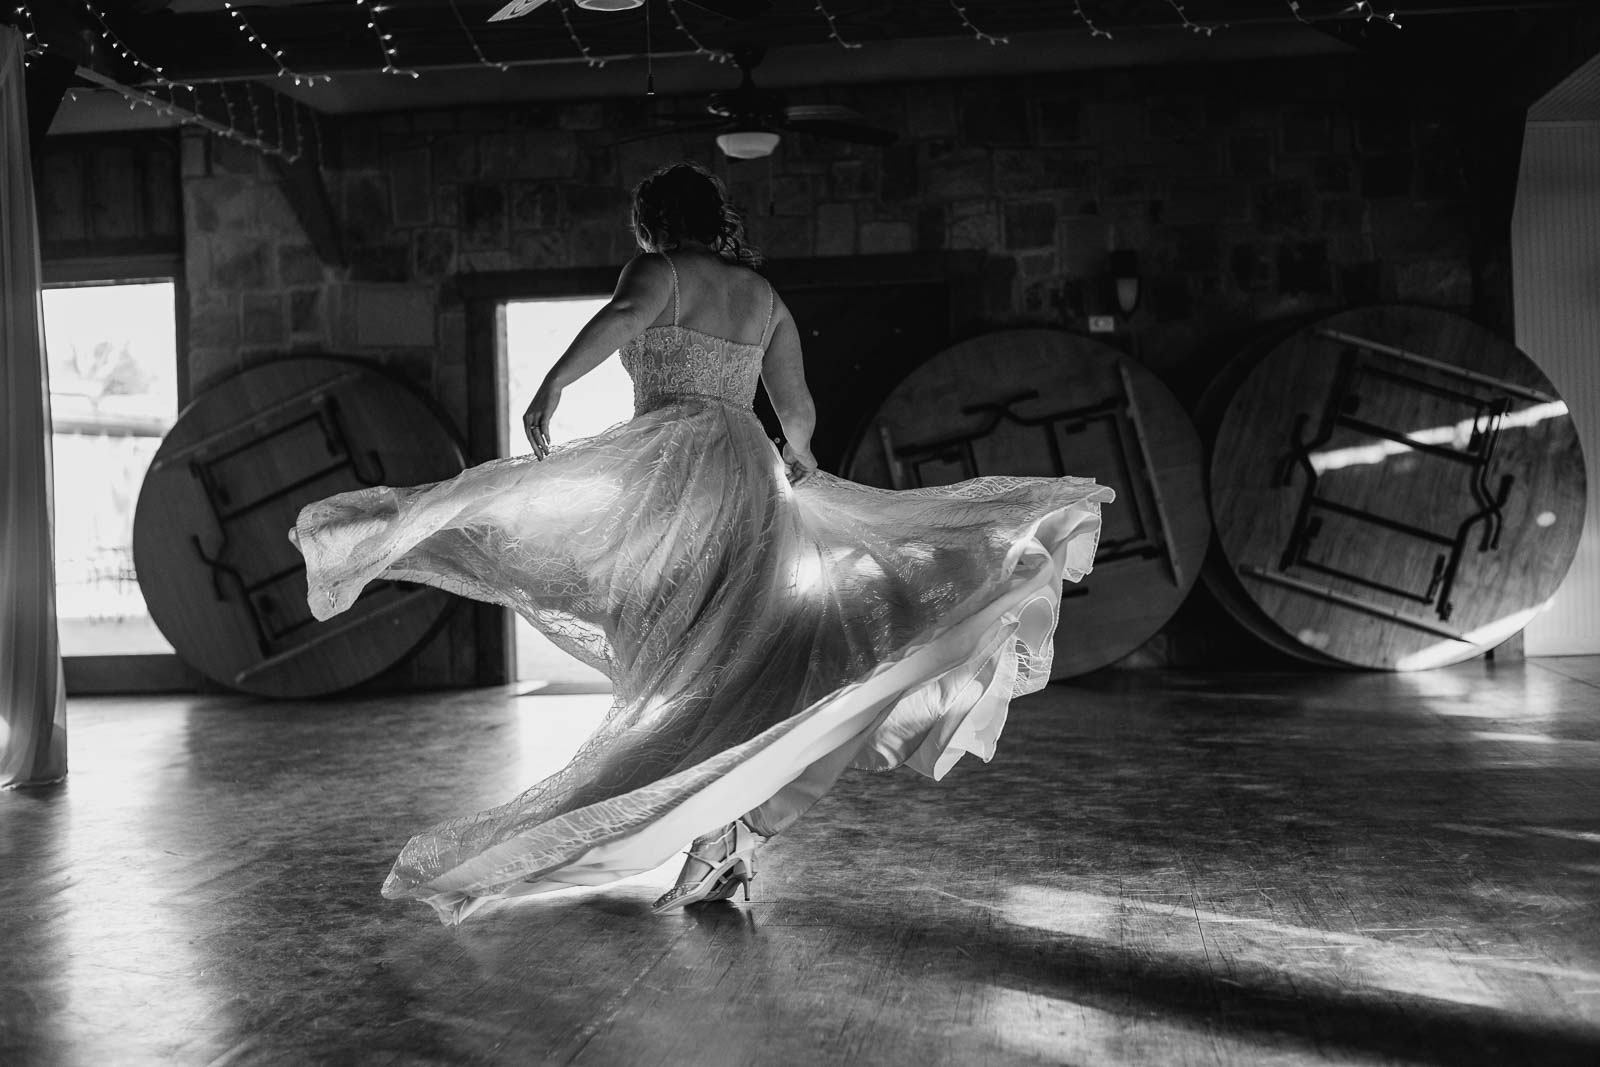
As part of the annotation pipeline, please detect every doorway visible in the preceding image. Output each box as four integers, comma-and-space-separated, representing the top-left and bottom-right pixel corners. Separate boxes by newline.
501, 296, 619, 688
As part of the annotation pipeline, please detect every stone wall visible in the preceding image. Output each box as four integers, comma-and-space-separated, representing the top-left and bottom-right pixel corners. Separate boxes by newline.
176, 54, 1502, 684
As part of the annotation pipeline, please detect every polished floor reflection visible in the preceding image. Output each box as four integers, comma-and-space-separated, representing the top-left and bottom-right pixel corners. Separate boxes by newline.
3, 660, 1599, 1066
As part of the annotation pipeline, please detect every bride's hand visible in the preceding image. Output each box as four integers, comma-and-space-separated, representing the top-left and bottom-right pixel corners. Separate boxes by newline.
524, 382, 562, 459
781, 441, 819, 486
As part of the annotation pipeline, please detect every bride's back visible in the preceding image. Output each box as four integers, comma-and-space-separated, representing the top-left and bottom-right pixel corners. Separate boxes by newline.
649, 250, 773, 347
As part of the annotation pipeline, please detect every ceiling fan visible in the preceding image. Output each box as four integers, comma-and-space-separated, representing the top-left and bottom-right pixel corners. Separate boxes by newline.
614, 48, 897, 160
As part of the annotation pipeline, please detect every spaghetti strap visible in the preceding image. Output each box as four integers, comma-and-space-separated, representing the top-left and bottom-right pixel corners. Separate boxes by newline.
661, 252, 680, 326
759, 280, 776, 349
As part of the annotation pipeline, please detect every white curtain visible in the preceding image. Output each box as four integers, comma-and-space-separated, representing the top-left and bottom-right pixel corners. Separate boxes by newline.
1, 25, 67, 789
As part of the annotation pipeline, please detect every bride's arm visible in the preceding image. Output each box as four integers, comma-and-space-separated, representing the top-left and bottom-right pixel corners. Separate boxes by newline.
543, 255, 671, 389
760, 305, 819, 481
525, 255, 671, 457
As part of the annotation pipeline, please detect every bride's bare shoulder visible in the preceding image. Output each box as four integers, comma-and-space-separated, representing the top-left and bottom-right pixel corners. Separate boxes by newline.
615, 252, 676, 289
621, 250, 672, 274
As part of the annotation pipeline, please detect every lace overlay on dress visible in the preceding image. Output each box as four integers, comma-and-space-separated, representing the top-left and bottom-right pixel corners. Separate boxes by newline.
619, 326, 764, 415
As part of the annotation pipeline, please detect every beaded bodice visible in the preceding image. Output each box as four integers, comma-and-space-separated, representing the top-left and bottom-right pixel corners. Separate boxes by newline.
619, 325, 765, 415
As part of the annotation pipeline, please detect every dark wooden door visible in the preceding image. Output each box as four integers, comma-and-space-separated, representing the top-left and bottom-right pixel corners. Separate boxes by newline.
761, 259, 961, 470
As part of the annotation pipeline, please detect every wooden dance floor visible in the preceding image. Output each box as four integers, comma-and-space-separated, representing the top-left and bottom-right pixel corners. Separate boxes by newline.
4, 659, 1599, 1065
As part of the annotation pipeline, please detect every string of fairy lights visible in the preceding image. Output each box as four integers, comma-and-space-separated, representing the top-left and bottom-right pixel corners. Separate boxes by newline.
447, 0, 510, 72
949, 1, 1007, 46
222, 1, 329, 86
12, 0, 328, 162
1072, 0, 1114, 40
354, 0, 418, 77
81, 0, 190, 90
555, 0, 608, 67
1288, 0, 1400, 27
12, 0, 36, 61
1348, 1, 1403, 27
666, 0, 728, 63
12, 0, 1405, 161
1166, 0, 1226, 37
813, 1, 863, 50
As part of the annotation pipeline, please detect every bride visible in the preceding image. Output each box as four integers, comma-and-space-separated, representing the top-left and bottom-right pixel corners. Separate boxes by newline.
292, 161, 1111, 925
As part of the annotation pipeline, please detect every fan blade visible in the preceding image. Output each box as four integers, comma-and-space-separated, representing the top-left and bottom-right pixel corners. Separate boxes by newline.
682, 0, 775, 19
647, 111, 724, 126
606, 121, 727, 148
780, 119, 897, 147
489, 0, 555, 22
783, 104, 864, 122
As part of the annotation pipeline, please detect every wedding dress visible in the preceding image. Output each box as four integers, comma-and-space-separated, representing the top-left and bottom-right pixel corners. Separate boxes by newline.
292, 267, 1112, 924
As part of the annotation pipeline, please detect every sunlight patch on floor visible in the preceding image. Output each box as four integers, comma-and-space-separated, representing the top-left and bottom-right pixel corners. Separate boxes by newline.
996, 885, 1600, 1019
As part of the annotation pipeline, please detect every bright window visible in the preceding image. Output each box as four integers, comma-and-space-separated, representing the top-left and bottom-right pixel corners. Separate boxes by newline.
43, 280, 179, 657
503, 297, 629, 686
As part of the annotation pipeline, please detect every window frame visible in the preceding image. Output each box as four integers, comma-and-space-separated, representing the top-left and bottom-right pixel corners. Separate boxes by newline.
42, 256, 200, 695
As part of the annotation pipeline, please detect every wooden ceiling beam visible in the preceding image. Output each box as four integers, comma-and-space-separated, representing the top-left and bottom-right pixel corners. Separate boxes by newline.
265, 152, 346, 271
72, 67, 318, 158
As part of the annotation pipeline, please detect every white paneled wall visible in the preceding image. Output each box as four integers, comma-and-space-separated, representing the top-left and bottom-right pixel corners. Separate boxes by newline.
1512, 122, 1600, 655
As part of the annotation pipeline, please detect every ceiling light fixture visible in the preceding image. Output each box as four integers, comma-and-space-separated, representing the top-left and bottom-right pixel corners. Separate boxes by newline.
716, 129, 780, 159
576, 0, 642, 9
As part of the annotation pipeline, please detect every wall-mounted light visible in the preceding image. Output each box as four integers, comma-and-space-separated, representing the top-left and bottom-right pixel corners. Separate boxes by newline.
716, 128, 781, 160
1109, 249, 1140, 318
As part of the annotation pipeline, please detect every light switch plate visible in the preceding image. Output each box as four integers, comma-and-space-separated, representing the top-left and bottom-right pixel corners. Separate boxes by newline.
1088, 316, 1117, 334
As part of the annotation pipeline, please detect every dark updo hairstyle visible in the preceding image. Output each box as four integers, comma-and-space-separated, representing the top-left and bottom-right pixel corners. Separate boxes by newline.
631, 161, 764, 268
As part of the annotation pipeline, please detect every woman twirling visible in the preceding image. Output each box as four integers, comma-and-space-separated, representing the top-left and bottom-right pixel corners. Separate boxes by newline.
292, 161, 1112, 925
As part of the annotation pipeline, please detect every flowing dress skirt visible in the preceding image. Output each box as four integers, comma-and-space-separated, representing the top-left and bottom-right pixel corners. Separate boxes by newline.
294, 396, 1111, 923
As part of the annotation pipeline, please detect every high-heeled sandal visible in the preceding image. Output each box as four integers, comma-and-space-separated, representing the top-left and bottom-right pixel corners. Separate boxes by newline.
651, 822, 757, 913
